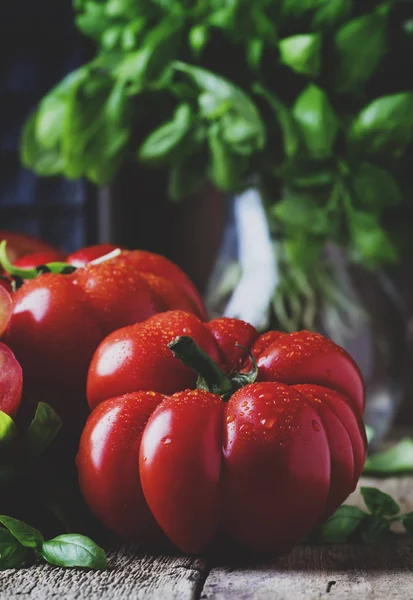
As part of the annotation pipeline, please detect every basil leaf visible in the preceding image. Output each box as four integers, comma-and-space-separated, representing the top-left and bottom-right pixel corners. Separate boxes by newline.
0, 411, 16, 447
348, 211, 398, 268
312, 0, 352, 30
361, 487, 400, 517
253, 84, 300, 158
293, 84, 338, 159
361, 515, 391, 544
41, 534, 107, 570
365, 424, 375, 445
246, 39, 264, 71
0, 516, 43, 549
272, 193, 330, 234
115, 20, 182, 90
315, 505, 367, 543
138, 103, 193, 165
279, 34, 321, 77
349, 93, 413, 155
174, 62, 265, 152
364, 438, 413, 474
353, 163, 402, 210
189, 24, 209, 55
208, 124, 246, 192
0, 529, 28, 570
20, 112, 65, 176
20, 402, 62, 467
333, 10, 387, 92
402, 512, 413, 534
221, 114, 262, 156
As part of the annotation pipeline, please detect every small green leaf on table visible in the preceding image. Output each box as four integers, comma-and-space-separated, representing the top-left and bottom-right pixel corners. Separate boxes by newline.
0, 516, 44, 549
361, 487, 400, 517
315, 505, 367, 543
42, 534, 108, 570
0, 529, 28, 570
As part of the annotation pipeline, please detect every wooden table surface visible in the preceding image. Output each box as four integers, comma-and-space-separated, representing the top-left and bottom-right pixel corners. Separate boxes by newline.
1, 475, 412, 599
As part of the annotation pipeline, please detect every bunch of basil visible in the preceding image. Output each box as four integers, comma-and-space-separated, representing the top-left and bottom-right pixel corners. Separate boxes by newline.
21, 0, 413, 327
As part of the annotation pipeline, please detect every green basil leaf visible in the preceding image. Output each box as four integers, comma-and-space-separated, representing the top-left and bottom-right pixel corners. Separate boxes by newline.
272, 193, 330, 234
208, 124, 247, 191
0, 529, 28, 570
138, 103, 193, 165
311, 0, 352, 30
315, 505, 367, 543
279, 34, 321, 77
42, 534, 107, 570
361, 515, 391, 544
364, 438, 413, 474
20, 402, 62, 467
365, 424, 375, 445
189, 24, 209, 55
0, 411, 16, 447
20, 111, 65, 176
348, 211, 398, 268
361, 487, 400, 517
402, 511, 413, 534
349, 93, 413, 155
102, 26, 122, 51
221, 114, 262, 156
174, 62, 265, 152
333, 10, 387, 93
253, 84, 300, 159
75, 2, 108, 39
115, 20, 182, 90
353, 163, 402, 210
246, 39, 264, 71
0, 516, 43, 549
292, 84, 338, 159
121, 18, 147, 51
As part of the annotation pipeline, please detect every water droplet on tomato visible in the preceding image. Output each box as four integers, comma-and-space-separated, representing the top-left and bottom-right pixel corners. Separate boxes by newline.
161, 436, 172, 445
226, 414, 235, 424
312, 420, 320, 432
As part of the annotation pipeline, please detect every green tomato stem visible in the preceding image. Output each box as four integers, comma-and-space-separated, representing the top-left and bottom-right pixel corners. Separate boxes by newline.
0, 241, 76, 280
168, 336, 258, 401
168, 336, 233, 398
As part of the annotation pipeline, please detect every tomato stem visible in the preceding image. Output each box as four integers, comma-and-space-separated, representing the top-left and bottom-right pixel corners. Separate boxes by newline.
168, 336, 233, 398
168, 336, 259, 401
0, 241, 76, 280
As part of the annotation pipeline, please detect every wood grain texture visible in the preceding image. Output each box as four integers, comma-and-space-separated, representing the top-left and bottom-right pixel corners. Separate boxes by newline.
0, 544, 207, 600
0, 476, 412, 599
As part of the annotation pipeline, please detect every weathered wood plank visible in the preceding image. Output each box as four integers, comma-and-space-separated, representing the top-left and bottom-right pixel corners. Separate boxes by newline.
1, 476, 412, 599
0, 545, 207, 600
201, 476, 413, 600
201, 542, 413, 600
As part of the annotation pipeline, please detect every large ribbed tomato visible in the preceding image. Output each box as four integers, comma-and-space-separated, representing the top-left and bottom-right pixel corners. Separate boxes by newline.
78, 310, 366, 554
3, 252, 205, 428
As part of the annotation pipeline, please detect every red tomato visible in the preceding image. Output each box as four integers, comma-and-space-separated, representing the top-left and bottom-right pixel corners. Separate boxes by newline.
67, 244, 123, 268
79, 310, 366, 554
13, 250, 67, 269
4, 252, 206, 425
0, 231, 61, 264
0, 341, 22, 417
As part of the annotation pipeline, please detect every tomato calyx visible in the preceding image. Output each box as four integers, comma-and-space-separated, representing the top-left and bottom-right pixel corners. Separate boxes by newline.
168, 335, 258, 401
0, 240, 76, 285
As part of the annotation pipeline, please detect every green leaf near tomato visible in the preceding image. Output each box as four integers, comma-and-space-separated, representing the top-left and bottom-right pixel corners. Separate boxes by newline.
361, 487, 400, 518
0, 516, 44, 549
333, 10, 387, 92
0, 529, 28, 570
279, 34, 321, 77
349, 93, 413, 156
41, 534, 107, 570
314, 505, 367, 543
292, 84, 339, 159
